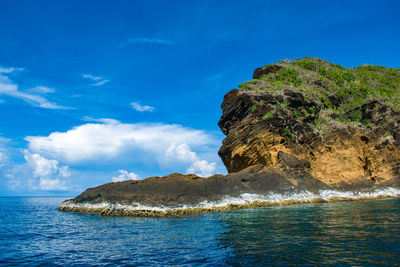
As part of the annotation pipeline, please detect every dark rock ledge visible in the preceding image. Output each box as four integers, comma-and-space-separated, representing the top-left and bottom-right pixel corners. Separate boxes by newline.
58, 152, 400, 217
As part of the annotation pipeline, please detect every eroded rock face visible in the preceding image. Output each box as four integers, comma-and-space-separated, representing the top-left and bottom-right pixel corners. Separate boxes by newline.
218, 88, 400, 188
218, 88, 319, 173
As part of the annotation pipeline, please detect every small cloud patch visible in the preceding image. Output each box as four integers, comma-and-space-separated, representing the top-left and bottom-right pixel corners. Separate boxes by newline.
0, 67, 24, 73
112, 170, 140, 182
123, 37, 176, 46
130, 102, 155, 112
28, 86, 55, 94
82, 74, 110, 86
0, 66, 69, 109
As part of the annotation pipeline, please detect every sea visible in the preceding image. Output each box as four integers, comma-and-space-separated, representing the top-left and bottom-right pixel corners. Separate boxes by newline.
0, 196, 399, 266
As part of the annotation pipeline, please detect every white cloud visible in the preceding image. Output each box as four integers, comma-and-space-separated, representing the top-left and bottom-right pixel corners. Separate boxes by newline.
0, 67, 24, 73
23, 151, 70, 191
124, 37, 176, 46
9, 90, 68, 109
0, 75, 17, 93
82, 74, 110, 86
0, 139, 22, 190
24, 151, 70, 178
0, 136, 10, 145
36, 178, 68, 191
93, 80, 110, 86
0, 136, 72, 192
166, 143, 216, 177
82, 74, 102, 81
0, 151, 7, 168
187, 160, 217, 177
130, 102, 155, 112
0, 137, 10, 168
0, 67, 68, 109
25, 120, 219, 176
82, 116, 119, 124
28, 86, 54, 94
112, 170, 140, 182
6, 173, 21, 190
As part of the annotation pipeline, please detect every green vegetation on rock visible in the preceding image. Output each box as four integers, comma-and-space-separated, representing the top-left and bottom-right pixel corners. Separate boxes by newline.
263, 110, 274, 120
238, 57, 400, 135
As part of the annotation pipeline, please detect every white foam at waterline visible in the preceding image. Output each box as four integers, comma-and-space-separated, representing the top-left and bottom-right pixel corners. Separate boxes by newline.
319, 187, 400, 199
60, 187, 400, 212
59, 200, 168, 211
193, 187, 400, 209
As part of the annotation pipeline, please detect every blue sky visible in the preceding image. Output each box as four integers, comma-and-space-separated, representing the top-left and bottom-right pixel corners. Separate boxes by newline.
0, 0, 399, 195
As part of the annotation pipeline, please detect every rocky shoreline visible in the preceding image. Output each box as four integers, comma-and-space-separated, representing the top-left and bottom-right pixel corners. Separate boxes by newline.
59, 187, 400, 217
59, 58, 400, 217
59, 155, 400, 217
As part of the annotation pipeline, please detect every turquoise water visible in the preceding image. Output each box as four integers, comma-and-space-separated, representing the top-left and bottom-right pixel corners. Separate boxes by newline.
0, 197, 399, 265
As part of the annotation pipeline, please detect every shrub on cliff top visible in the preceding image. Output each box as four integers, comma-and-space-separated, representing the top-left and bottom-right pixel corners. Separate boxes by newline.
238, 57, 400, 131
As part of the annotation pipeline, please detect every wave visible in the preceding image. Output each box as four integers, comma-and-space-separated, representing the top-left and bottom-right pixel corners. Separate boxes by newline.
58, 187, 400, 217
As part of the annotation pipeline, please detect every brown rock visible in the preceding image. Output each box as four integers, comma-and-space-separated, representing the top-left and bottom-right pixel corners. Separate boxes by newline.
253, 64, 283, 79
217, 86, 400, 189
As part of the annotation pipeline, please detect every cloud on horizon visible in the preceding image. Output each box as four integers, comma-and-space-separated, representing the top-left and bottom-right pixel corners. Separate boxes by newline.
0, 118, 223, 194
23, 151, 70, 191
25, 120, 219, 177
3, 150, 72, 192
0, 134, 73, 192
0, 140, 9, 168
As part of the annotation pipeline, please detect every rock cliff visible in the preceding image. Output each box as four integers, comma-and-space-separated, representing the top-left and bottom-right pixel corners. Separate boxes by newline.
219, 57, 400, 188
59, 58, 400, 216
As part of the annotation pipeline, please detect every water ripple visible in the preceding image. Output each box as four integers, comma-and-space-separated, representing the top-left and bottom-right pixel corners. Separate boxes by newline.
0, 197, 399, 265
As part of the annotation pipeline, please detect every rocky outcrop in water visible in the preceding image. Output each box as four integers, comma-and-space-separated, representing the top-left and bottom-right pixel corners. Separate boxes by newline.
59, 154, 327, 213
59, 58, 400, 216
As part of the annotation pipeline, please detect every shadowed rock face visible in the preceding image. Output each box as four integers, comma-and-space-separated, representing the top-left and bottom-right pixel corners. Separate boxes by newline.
59, 58, 400, 216
253, 64, 283, 79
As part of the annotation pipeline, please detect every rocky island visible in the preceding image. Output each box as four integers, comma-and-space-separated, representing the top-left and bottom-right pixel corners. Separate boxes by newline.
59, 58, 400, 217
